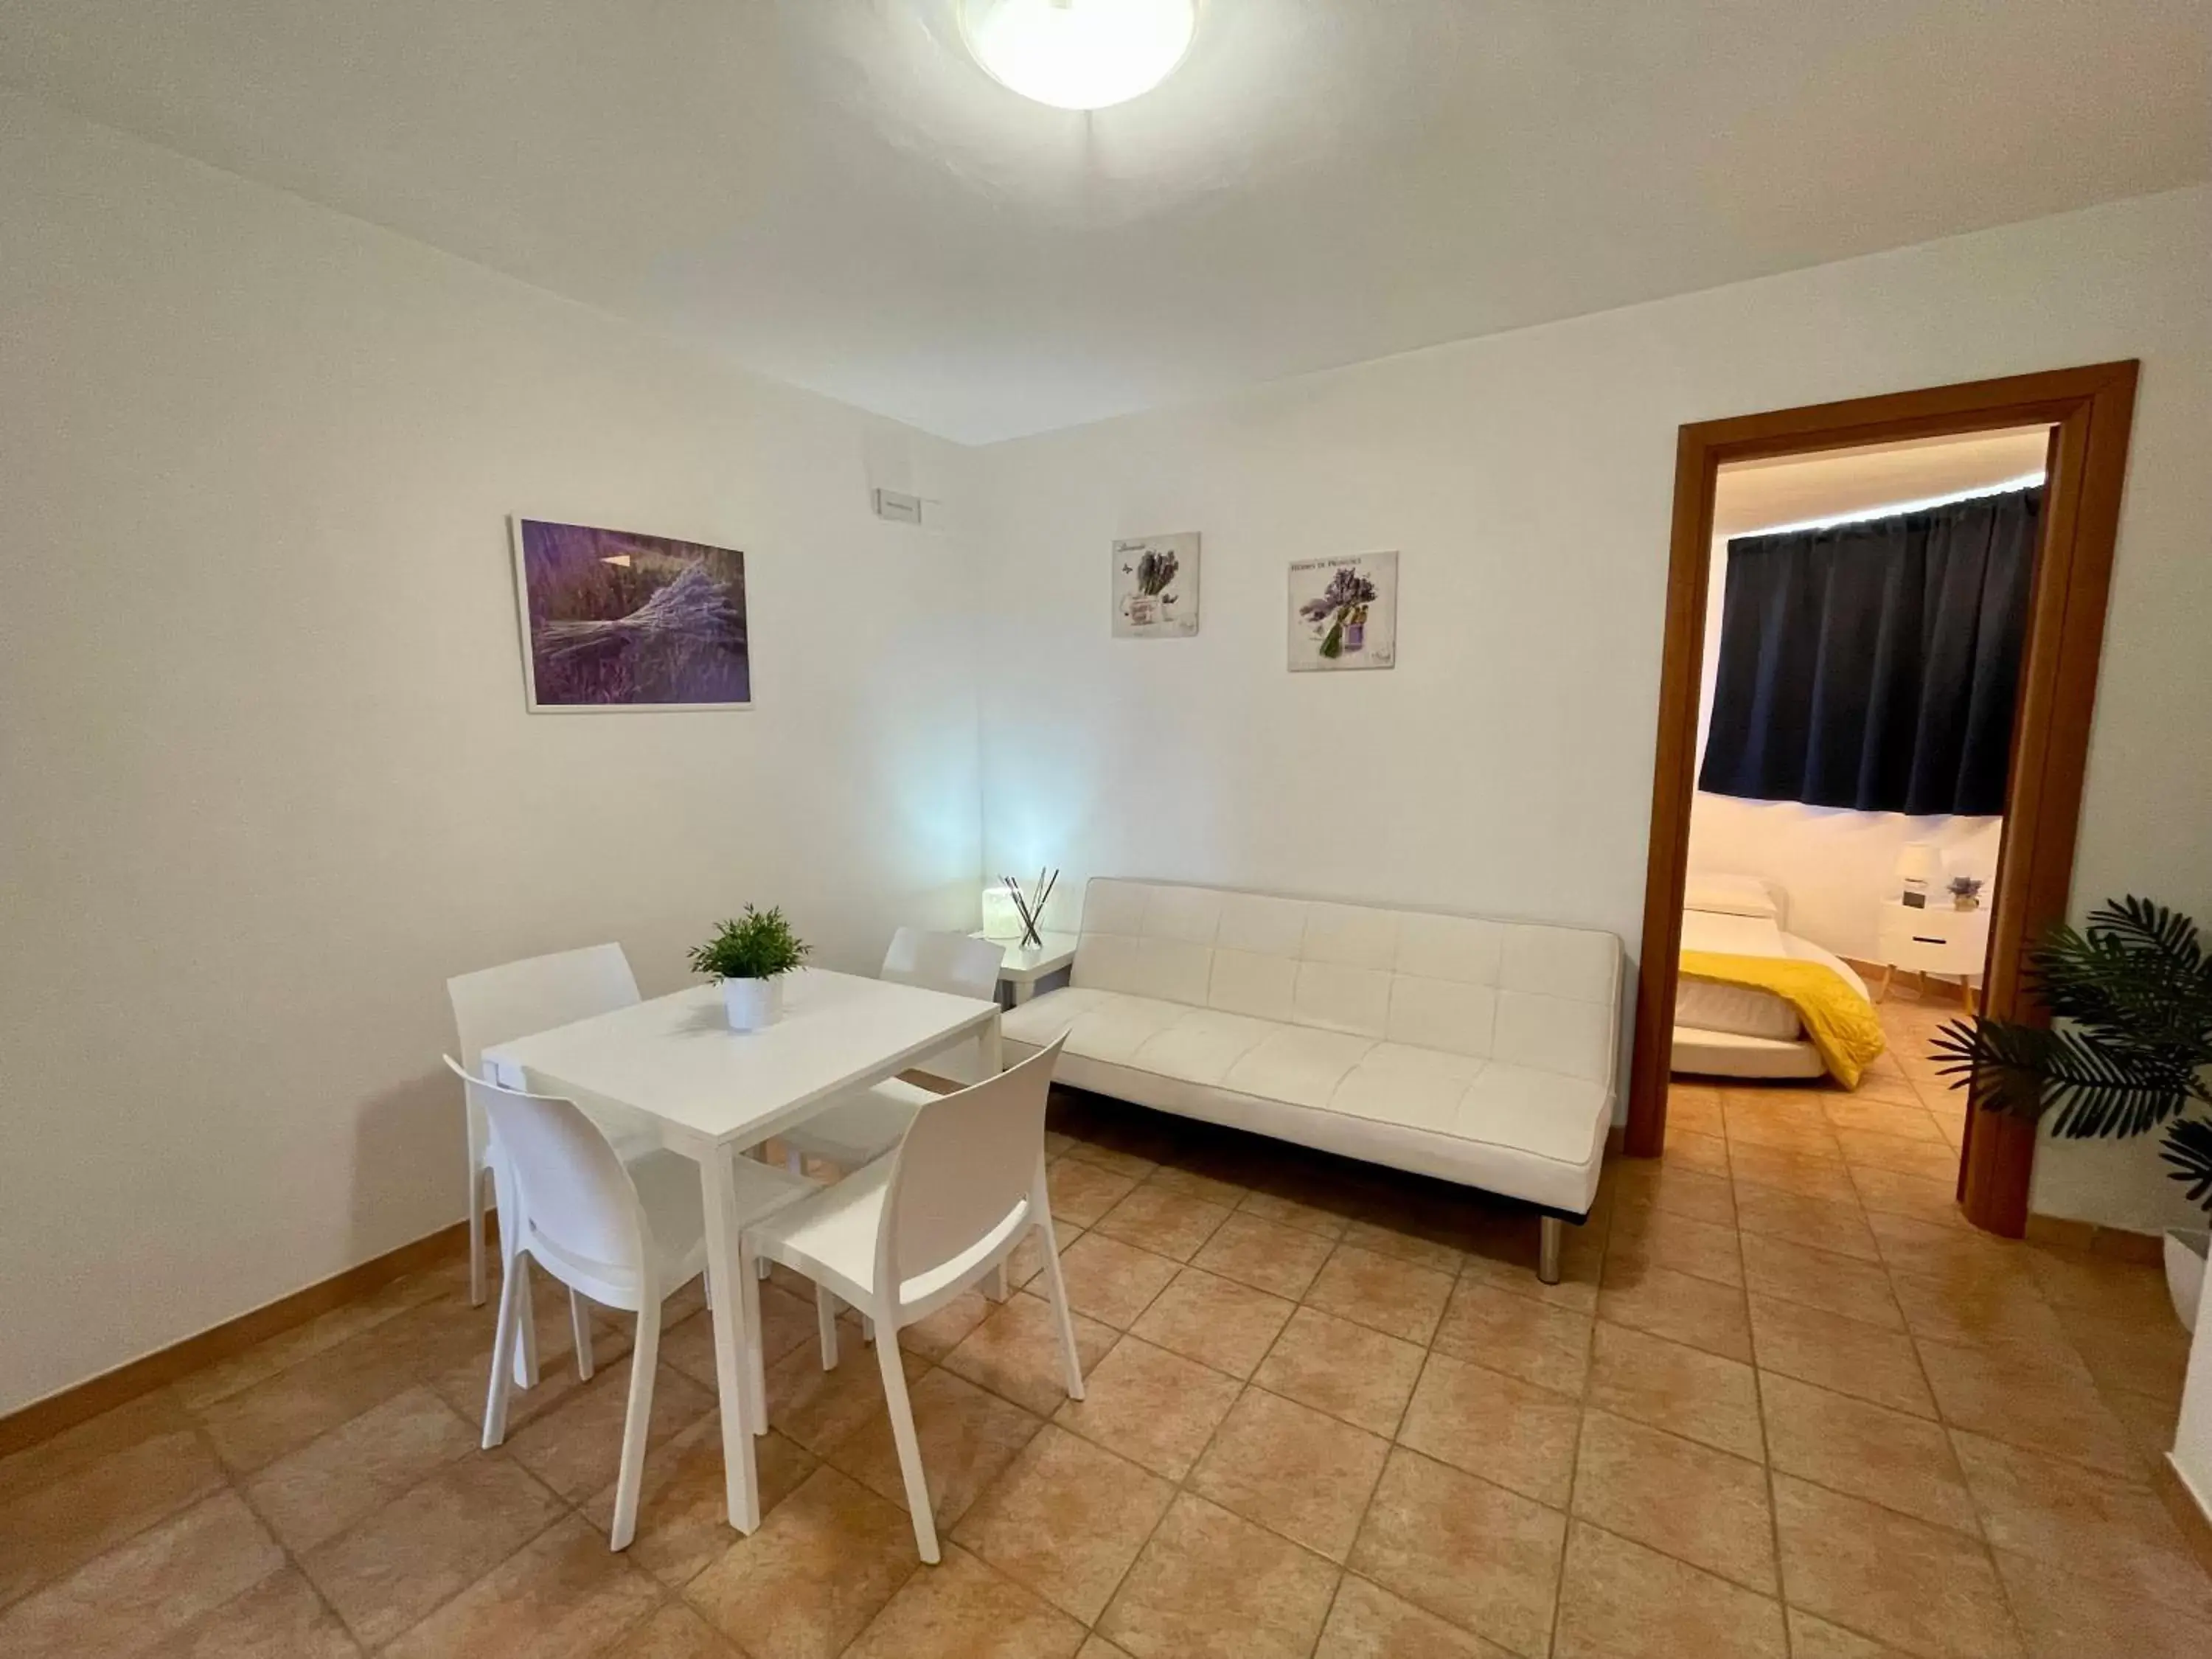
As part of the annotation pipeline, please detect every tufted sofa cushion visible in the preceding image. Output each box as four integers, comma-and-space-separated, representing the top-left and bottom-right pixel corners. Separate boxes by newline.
1001, 879, 1621, 1216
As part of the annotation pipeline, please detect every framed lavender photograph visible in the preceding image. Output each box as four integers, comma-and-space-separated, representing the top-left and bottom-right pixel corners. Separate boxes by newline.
1289, 551, 1397, 671
1112, 532, 1200, 638
509, 518, 750, 712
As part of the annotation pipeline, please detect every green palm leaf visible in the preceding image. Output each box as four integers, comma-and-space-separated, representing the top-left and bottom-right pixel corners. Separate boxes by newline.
2163, 1118, 2212, 1210
1932, 1018, 2194, 1138
2089, 895, 2205, 971
1935, 896, 2212, 1217
2028, 923, 2212, 1051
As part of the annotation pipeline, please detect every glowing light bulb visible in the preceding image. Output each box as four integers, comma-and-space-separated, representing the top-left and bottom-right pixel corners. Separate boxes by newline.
958, 0, 1198, 111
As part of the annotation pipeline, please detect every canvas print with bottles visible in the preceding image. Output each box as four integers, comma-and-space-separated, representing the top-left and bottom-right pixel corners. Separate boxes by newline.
1289, 551, 1398, 671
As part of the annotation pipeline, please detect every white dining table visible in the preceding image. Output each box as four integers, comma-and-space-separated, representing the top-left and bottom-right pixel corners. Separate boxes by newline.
481, 967, 1002, 1533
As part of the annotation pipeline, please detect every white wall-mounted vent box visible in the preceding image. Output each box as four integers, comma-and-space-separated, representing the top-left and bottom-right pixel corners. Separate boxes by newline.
872, 488, 923, 525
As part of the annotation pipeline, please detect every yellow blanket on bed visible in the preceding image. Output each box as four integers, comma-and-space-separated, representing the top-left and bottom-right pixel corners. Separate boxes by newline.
1679, 951, 1888, 1089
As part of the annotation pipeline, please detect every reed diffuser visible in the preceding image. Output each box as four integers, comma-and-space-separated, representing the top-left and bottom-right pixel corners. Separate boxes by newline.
993, 869, 1058, 950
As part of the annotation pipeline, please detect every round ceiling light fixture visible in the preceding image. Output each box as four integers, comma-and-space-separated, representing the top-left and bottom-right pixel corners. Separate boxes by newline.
957, 0, 1198, 111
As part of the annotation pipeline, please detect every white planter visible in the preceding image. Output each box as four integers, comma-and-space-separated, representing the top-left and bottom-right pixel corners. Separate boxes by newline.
2168, 1229, 2210, 1333
721, 975, 781, 1032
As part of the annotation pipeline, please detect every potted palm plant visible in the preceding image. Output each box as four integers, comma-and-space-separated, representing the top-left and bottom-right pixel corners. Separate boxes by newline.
690, 905, 810, 1032
1933, 896, 2212, 1329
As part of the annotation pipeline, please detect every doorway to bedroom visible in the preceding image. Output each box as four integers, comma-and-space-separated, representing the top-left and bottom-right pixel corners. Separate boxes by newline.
1674, 429, 2050, 1194
1626, 364, 2140, 1237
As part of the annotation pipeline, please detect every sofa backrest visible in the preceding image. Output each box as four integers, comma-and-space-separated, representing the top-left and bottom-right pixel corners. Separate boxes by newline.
1070, 878, 1621, 1085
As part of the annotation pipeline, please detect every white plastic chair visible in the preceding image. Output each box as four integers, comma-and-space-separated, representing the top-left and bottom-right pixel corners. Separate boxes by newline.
777, 929, 1007, 1171
743, 1037, 1079, 1562
446, 1057, 820, 1550
448, 945, 643, 1311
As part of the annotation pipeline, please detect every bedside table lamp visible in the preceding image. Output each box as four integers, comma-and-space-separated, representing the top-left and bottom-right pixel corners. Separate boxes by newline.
981, 882, 1026, 941
982, 870, 1057, 947
1896, 842, 1943, 909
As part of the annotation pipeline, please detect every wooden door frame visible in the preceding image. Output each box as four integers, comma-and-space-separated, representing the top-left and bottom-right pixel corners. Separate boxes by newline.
1624, 361, 2140, 1236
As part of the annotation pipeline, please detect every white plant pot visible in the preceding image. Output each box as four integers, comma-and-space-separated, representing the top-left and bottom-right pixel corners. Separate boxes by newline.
721, 975, 780, 1033
2166, 1228, 2209, 1333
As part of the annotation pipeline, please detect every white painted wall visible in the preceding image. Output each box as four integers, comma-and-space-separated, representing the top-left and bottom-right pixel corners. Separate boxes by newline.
971, 183, 2212, 1235
0, 97, 983, 1414
1687, 799, 2002, 963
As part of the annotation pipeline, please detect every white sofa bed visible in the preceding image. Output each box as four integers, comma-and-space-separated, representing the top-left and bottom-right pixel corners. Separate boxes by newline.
1000, 879, 1624, 1281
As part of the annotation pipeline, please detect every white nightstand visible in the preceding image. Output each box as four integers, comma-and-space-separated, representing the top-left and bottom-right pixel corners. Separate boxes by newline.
972, 930, 1079, 1006
1875, 900, 1992, 1009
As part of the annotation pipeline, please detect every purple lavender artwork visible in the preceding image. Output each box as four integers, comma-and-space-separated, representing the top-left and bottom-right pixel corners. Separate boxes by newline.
511, 518, 749, 710
1112, 532, 1200, 638
1288, 550, 1398, 671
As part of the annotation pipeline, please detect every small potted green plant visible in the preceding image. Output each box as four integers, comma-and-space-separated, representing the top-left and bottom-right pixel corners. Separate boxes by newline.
689, 905, 810, 1032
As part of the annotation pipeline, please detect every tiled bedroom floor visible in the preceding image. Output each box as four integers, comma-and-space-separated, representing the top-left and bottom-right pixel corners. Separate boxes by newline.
3, 990, 2206, 1658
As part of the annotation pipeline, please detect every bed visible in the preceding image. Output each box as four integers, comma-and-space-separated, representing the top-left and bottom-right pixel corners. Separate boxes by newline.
1671, 874, 1877, 1082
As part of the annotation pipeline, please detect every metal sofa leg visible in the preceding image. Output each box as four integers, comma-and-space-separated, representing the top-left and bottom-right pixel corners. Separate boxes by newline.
1538, 1215, 1564, 1284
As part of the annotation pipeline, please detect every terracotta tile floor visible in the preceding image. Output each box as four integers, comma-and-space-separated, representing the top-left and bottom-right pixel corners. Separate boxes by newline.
4, 987, 2206, 1657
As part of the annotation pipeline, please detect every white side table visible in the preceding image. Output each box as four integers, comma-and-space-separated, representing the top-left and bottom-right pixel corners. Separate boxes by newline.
973, 930, 1079, 1006
1874, 900, 1992, 1009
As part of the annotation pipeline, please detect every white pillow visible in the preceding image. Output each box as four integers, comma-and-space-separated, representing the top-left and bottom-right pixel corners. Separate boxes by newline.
1683, 872, 1781, 920
1680, 908, 1787, 958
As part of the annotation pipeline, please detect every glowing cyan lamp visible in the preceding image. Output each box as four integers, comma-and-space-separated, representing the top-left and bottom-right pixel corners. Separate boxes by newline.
982, 871, 1058, 946
981, 883, 1027, 941
958, 0, 1198, 111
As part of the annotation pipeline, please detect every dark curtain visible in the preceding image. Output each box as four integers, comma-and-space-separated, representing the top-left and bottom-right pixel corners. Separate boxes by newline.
1698, 485, 2039, 816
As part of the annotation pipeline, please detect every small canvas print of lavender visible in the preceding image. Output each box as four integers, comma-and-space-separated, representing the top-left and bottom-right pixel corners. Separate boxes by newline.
1113, 533, 1200, 638
1300, 565, 1379, 658
514, 519, 748, 709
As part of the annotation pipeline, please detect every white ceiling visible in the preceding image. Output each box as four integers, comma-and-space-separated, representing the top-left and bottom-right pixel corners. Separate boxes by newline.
4, 1, 2205, 443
